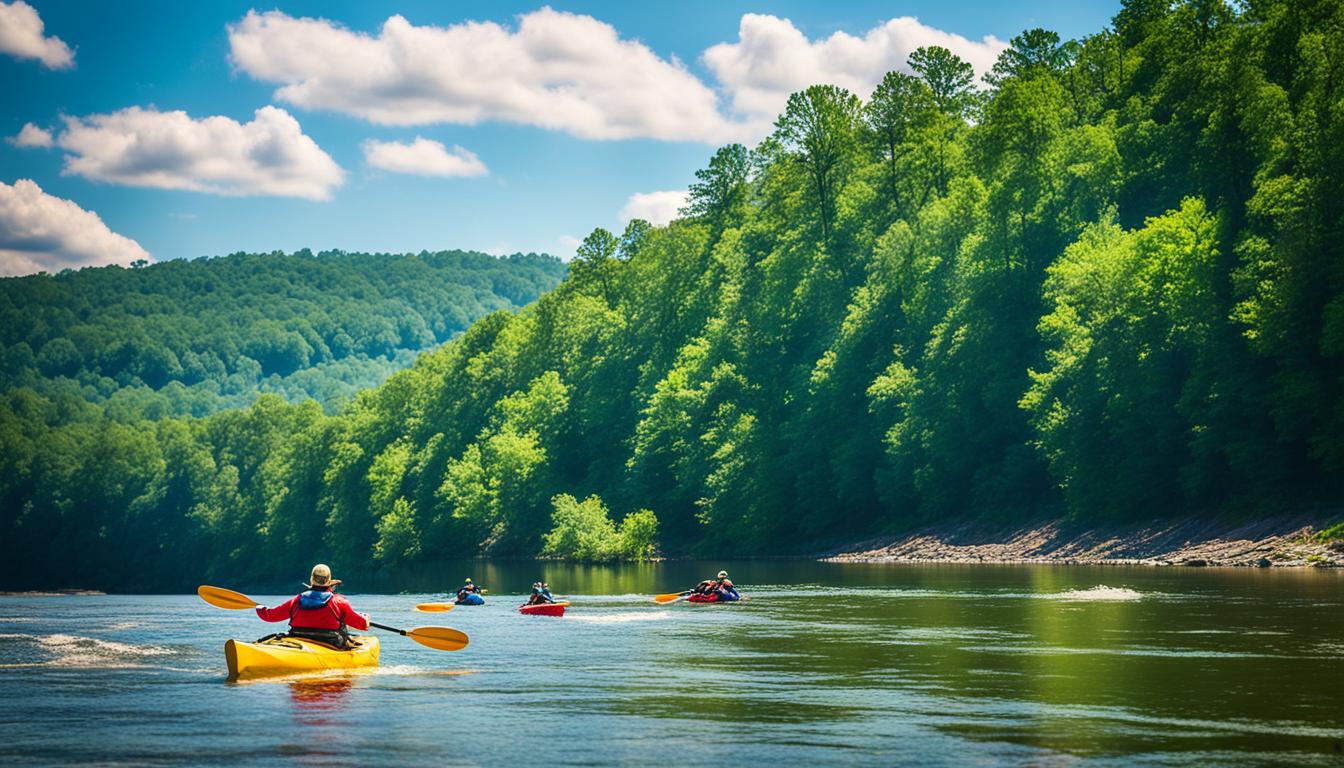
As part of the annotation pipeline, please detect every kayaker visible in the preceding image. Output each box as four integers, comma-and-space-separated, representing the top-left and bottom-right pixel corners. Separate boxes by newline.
527, 582, 555, 605
708, 570, 739, 600
456, 578, 483, 605
254, 564, 369, 649
712, 570, 734, 592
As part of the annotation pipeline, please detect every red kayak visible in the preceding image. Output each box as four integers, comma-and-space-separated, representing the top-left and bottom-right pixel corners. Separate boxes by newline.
687, 589, 741, 603
519, 601, 568, 617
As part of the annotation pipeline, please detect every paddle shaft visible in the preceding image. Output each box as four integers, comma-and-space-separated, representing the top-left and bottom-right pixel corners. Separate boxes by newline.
370, 621, 408, 636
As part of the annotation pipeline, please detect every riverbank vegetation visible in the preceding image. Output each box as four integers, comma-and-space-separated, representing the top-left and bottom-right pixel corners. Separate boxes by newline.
2, 0, 1341, 589
0, 249, 565, 417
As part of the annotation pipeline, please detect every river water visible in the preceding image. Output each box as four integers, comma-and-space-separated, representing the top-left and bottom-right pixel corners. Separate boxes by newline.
1, 562, 1340, 766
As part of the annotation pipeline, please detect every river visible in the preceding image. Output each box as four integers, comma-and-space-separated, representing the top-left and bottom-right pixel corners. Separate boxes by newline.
1, 562, 1340, 766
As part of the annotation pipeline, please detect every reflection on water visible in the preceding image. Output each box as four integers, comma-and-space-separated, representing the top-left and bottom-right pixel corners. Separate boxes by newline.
288, 676, 354, 716
0, 562, 1340, 765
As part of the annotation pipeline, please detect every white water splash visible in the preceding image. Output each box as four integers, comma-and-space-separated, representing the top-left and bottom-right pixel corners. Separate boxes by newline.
0, 632, 175, 668
1045, 586, 1143, 602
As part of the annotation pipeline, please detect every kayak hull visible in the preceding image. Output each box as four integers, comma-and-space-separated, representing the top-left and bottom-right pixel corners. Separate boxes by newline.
687, 590, 741, 603
456, 593, 485, 606
224, 635, 379, 680
518, 601, 568, 617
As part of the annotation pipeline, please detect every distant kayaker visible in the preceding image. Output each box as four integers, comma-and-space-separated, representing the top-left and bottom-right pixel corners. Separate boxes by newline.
254, 563, 369, 649
712, 570, 735, 595
456, 578, 484, 605
527, 582, 556, 605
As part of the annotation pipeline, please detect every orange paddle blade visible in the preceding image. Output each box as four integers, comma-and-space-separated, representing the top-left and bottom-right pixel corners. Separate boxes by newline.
654, 592, 686, 604
414, 602, 456, 613
198, 585, 259, 610
407, 626, 469, 651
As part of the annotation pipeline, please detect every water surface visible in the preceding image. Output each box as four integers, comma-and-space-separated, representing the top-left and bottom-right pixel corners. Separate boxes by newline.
2, 562, 1340, 766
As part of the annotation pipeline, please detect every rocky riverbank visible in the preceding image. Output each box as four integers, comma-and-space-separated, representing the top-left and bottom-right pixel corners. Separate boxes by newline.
823, 513, 1343, 567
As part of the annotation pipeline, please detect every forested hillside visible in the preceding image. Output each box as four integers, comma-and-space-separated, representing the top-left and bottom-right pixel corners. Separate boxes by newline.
3, 0, 1341, 590
0, 249, 566, 417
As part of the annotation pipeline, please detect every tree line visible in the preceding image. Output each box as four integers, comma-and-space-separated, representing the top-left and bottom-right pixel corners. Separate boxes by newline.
0, 249, 565, 418
1, 0, 1340, 590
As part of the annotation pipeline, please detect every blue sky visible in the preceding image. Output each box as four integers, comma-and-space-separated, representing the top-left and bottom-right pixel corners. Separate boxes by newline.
0, 1, 1119, 273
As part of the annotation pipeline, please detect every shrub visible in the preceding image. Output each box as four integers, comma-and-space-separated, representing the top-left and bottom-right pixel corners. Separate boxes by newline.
541, 494, 658, 561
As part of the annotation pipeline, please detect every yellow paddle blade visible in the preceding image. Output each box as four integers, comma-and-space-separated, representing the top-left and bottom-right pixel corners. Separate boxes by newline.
406, 626, 469, 651
414, 602, 456, 613
198, 585, 259, 610
654, 592, 686, 604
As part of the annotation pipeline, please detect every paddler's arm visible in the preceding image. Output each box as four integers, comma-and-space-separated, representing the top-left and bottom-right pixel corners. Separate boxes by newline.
335, 596, 370, 631
256, 595, 296, 622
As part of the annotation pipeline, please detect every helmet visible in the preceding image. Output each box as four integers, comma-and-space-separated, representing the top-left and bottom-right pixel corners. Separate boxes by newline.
465, 578, 473, 584
717, 571, 728, 579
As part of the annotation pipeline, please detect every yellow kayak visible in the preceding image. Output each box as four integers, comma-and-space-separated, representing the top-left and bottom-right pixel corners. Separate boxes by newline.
224, 635, 379, 680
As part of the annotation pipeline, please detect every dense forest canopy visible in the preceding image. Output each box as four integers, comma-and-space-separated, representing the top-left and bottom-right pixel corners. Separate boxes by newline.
2, 0, 1341, 590
0, 249, 566, 417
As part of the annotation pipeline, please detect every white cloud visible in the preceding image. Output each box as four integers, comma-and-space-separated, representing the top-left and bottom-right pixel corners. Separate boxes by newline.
227, 8, 743, 143
363, 137, 488, 178
8, 122, 52, 147
55, 106, 344, 200
227, 9, 1007, 145
0, 0, 73, 69
619, 190, 688, 227
0, 178, 150, 276
703, 14, 1006, 139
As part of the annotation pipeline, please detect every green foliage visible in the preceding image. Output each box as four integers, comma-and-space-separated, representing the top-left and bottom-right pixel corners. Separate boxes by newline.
1315, 521, 1344, 543
541, 494, 659, 562
0, 249, 565, 417
2, 0, 1342, 590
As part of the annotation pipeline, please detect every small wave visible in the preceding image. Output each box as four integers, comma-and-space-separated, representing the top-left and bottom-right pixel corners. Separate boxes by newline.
1043, 586, 1142, 602
375, 664, 477, 677
568, 611, 673, 624
0, 632, 175, 668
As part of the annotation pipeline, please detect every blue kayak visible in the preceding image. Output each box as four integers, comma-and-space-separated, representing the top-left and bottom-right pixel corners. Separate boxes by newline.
456, 593, 485, 605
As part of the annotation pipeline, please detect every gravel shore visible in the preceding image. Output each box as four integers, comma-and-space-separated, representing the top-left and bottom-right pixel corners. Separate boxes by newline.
823, 512, 1343, 567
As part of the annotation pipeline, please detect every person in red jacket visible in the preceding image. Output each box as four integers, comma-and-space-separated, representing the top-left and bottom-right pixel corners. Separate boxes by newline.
255, 564, 370, 649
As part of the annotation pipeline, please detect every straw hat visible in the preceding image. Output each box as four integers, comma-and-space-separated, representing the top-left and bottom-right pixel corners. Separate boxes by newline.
304, 563, 342, 589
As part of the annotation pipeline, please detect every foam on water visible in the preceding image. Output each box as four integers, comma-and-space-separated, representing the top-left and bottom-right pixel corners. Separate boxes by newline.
1043, 586, 1143, 602
0, 632, 175, 668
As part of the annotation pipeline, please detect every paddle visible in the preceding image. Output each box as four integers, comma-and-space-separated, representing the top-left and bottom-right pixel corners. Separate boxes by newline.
654, 590, 694, 604
197, 585, 469, 652
414, 602, 456, 612
368, 622, 469, 651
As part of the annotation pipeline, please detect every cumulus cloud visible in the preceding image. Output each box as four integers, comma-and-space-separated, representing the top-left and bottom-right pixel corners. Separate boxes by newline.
619, 190, 688, 227
0, 0, 73, 68
227, 9, 1007, 145
228, 8, 743, 143
363, 137, 488, 178
703, 14, 1006, 138
54, 106, 344, 200
8, 122, 52, 147
0, 178, 150, 276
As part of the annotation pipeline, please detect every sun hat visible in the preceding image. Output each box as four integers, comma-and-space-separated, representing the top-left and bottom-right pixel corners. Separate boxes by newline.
717, 570, 728, 579
304, 563, 342, 588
